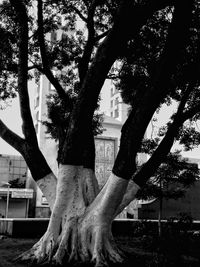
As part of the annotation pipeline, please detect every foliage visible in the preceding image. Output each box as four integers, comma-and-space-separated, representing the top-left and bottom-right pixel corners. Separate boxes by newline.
42, 92, 104, 143
136, 151, 199, 201
1, 1, 200, 266
115, 7, 172, 106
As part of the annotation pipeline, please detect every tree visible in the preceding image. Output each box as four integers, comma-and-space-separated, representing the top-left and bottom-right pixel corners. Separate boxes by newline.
136, 151, 199, 236
0, 0, 200, 266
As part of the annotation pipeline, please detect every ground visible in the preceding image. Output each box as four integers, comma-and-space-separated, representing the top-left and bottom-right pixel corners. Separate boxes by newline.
1, 225, 200, 267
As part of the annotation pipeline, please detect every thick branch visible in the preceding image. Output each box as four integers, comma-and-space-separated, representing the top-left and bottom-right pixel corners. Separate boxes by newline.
10, 0, 38, 146
95, 30, 109, 42
78, 0, 99, 84
0, 119, 25, 154
61, 0, 174, 165
37, 0, 69, 102
133, 83, 194, 187
117, 84, 196, 212
113, 0, 194, 180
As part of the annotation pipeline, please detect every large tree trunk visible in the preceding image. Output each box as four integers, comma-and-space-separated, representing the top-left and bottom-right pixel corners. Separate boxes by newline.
19, 170, 137, 266
36, 172, 57, 210
14, 1, 194, 266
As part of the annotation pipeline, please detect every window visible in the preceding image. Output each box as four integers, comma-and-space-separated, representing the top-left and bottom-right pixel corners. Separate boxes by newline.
111, 111, 113, 117
115, 97, 119, 106
110, 100, 113, 108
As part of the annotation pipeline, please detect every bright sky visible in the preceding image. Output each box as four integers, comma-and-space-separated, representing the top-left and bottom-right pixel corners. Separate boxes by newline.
0, 99, 22, 155
0, 80, 35, 155
0, 0, 199, 159
1, 79, 200, 161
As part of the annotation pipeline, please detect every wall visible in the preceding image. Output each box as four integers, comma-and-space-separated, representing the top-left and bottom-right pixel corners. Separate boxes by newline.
0, 199, 27, 218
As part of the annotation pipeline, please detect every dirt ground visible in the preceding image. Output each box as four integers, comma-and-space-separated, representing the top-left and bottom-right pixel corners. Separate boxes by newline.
0, 234, 200, 267
0, 236, 38, 267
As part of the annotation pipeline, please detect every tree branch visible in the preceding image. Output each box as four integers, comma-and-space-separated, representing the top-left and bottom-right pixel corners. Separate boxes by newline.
113, 0, 194, 179
61, 0, 175, 164
134, 84, 194, 186
68, 5, 87, 22
9, 0, 38, 146
0, 119, 25, 154
95, 30, 109, 42
78, 0, 100, 84
37, 0, 69, 102
117, 83, 195, 213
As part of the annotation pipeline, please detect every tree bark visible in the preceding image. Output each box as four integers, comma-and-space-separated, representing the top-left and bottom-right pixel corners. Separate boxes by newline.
19, 171, 128, 266
13, 1, 195, 266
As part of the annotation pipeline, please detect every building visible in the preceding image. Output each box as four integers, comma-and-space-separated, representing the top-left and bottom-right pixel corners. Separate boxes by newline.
109, 82, 129, 123
0, 154, 33, 218
129, 157, 200, 220
136, 180, 200, 221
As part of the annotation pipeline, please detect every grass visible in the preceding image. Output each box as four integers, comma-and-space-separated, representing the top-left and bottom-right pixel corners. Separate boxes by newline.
1, 229, 200, 267
0, 236, 38, 267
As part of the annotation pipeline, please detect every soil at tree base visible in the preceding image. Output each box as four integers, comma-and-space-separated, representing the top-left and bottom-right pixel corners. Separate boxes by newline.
0, 235, 200, 267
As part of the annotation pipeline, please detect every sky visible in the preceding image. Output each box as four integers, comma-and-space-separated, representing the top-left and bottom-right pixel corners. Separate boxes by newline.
1, 80, 200, 160
0, 80, 35, 155
0, 98, 22, 155
0, 0, 199, 159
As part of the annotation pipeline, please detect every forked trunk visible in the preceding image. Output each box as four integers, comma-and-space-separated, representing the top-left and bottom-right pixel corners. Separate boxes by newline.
18, 165, 95, 263
18, 169, 139, 266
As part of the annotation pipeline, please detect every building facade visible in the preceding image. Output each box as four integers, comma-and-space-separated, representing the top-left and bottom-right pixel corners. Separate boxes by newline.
0, 154, 33, 218
109, 83, 129, 123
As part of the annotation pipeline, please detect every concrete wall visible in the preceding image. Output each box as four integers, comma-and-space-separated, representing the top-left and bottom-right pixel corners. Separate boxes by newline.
0, 199, 27, 218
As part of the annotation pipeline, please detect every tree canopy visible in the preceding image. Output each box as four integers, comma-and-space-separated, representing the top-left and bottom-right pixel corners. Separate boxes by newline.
0, 1, 200, 266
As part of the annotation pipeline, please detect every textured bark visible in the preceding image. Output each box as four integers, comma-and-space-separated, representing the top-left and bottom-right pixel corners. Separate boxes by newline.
116, 180, 140, 216
18, 165, 89, 263
37, 172, 57, 210
81, 168, 99, 206
52, 172, 128, 266
18, 171, 128, 266
10, 1, 196, 267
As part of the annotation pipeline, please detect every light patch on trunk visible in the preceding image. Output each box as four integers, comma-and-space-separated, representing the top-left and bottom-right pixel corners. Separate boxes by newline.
37, 172, 57, 210
53, 172, 128, 266
116, 179, 140, 216
86, 172, 129, 223
46, 165, 86, 240
18, 170, 129, 266
81, 168, 99, 206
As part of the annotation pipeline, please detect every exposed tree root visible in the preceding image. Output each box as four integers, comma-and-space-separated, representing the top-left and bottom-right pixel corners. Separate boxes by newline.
15, 230, 59, 265
52, 215, 125, 267
17, 172, 128, 267
17, 218, 125, 267
90, 227, 125, 267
